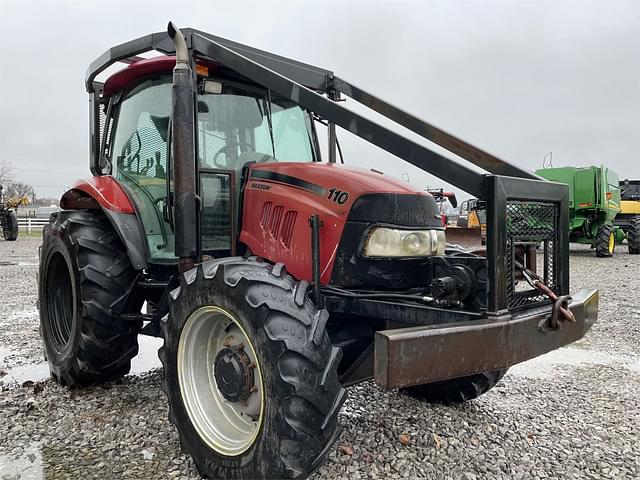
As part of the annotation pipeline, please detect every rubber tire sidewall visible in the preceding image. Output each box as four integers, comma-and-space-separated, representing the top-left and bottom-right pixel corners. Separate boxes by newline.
39, 229, 85, 378
3, 210, 18, 241
627, 217, 640, 254
165, 282, 277, 478
595, 224, 615, 257
401, 368, 508, 404
38, 211, 139, 386
162, 260, 343, 479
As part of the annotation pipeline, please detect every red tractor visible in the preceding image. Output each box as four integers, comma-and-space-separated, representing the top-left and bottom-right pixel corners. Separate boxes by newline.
38, 23, 599, 479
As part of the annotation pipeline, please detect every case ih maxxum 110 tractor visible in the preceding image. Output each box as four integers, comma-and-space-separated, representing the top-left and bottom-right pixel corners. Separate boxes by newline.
38, 24, 599, 478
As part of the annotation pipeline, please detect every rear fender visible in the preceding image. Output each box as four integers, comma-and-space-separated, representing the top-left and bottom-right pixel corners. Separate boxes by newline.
60, 177, 148, 270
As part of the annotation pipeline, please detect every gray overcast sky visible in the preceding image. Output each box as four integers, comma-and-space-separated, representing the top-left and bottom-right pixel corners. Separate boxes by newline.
0, 0, 638, 199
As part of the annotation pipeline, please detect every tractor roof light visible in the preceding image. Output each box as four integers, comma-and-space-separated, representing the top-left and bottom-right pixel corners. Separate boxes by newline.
363, 228, 445, 258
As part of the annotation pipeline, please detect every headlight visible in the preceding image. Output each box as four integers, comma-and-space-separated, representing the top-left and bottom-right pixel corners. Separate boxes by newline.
363, 227, 446, 257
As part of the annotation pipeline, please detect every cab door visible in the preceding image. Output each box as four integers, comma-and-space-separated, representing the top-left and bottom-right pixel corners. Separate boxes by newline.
109, 77, 175, 262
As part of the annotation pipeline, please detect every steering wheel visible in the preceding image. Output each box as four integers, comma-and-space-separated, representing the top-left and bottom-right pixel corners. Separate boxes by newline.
212, 142, 255, 168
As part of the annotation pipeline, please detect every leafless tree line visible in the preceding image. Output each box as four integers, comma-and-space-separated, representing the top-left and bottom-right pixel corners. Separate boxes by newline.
0, 158, 41, 205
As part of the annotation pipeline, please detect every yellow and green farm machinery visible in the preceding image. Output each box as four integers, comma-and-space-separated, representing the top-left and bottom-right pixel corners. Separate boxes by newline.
615, 179, 640, 254
536, 166, 639, 256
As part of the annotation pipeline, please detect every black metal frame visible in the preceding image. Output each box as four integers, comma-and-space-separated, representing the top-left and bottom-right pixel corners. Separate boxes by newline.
86, 25, 570, 315
482, 175, 569, 314
88, 83, 103, 176
86, 28, 542, 196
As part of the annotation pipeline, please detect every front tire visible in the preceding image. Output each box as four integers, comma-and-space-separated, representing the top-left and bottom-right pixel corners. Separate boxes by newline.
595, 223, 615, 257
160, 258, 345, 479
401, 369, 507, 404
627, 217, 640, 254
38, 210, 139, 386
3, 210, 18, 241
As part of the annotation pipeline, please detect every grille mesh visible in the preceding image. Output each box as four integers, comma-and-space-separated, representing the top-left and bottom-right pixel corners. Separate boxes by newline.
506, 201, 559, 309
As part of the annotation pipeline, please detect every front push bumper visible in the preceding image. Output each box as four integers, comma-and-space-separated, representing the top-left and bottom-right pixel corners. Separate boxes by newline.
374, 288, 599, 390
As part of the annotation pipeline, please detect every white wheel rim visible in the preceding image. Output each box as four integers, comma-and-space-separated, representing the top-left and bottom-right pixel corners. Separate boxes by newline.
177, 306, 264, 456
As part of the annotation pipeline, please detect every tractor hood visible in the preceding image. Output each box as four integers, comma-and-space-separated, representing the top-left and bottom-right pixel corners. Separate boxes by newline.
239, 162, 442, 285
246, 162, 438, 217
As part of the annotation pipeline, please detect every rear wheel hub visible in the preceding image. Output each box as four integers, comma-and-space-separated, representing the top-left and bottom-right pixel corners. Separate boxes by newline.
214, 347, 254, 403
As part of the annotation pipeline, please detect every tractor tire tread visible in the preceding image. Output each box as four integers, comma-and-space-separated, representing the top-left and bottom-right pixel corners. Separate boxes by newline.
595, 223, 615, 257
401, 369, 508, 405
3, 210, 18, 241
161, 257, 345, 479
627, 216, 640, 254
40, 210, 138, 387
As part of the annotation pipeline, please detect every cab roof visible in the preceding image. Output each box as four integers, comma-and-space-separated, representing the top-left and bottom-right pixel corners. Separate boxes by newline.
87, 28, 333, 95
102, 55, 221, 97
102, 56, 175, 97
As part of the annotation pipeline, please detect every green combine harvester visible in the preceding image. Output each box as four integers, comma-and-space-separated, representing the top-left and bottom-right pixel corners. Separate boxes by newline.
536, 165, 638, 257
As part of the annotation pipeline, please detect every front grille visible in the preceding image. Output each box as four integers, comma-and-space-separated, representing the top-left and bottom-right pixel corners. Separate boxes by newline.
260, 202, 272, 230
260, 202, 297, 248
506, 201, 560, 309
280, 211, 297, 248
269, 206, 284, 237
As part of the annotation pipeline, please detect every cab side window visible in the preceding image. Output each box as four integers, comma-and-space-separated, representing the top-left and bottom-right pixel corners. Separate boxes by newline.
112, 79, 171, 180
110, 78, 175, 260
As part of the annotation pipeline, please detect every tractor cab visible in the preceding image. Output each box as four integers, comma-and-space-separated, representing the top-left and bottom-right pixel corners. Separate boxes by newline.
102, 58, 318, 261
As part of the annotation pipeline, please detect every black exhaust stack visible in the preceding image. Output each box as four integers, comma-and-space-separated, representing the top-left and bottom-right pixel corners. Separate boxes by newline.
168, 22, 198, 272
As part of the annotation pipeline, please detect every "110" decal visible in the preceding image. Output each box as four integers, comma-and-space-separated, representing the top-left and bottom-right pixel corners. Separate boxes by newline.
327, 188, 350, 205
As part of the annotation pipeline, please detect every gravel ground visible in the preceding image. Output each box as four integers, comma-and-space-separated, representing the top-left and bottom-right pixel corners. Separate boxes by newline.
1, 237, 638, 479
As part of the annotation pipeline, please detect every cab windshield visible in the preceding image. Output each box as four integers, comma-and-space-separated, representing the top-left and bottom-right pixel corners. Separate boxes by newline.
197, 87, 316, 171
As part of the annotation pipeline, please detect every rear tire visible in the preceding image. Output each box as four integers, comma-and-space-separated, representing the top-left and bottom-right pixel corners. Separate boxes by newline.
401, 369, 507, 404
2, 210, 18, 241
627, 217, 640, 254
595, 223, 615, 257
38, 210, 139, 386
160, 258, 345, 479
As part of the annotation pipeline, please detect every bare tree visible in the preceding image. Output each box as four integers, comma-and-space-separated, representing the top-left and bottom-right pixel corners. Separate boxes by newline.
0, 159, 13, 187
6, 182, 35, 201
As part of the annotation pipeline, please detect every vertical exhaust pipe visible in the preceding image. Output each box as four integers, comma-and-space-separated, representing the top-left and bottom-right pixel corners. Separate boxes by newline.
168, 22, 198, 271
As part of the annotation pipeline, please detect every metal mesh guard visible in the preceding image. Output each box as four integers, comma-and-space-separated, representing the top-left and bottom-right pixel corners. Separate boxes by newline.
506, 201, 559, 309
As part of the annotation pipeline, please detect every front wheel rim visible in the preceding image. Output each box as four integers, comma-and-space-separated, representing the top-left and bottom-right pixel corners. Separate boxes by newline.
608, 232, 615, 253
177, 306, 264, 456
